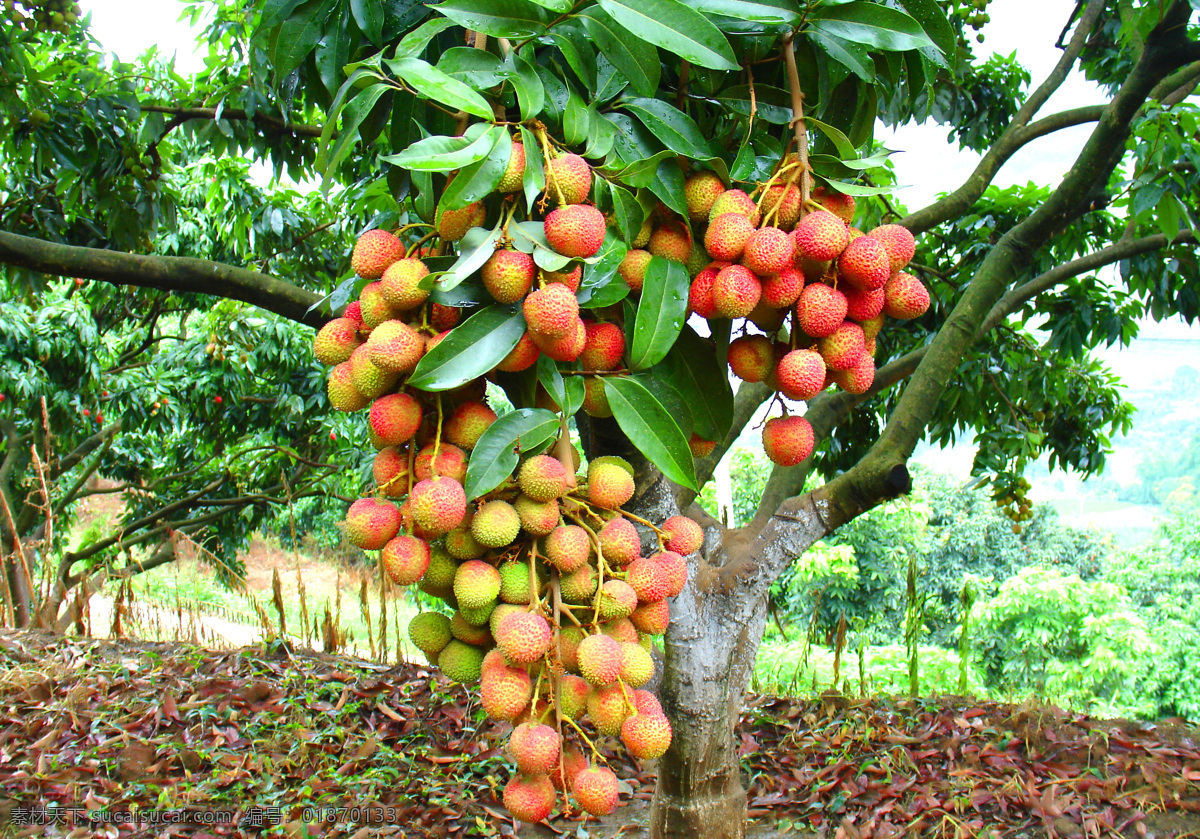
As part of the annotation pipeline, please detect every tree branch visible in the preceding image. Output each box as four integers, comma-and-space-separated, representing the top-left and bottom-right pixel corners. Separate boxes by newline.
0, 231, 326, 328
139, 104, 323, 138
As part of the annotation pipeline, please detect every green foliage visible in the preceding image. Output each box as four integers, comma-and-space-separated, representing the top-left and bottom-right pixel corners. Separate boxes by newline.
973, 567, 1158, 718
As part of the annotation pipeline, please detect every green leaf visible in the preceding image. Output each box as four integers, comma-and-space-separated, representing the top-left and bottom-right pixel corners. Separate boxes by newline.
527, 0, 573, 10
806, 116, 858, 158
272, 0, 329, 77
639, 372, 693, 438
437, 224, 503, 291
395, 18, 458, 58
537, 356, 586, 415
807, 2, 935, 52
317, 83, 389, 185
551, 22, 598, 90
665, 324, 734, 440
687, 0, 800, 24
628, 256, 689, 370
408, 305, 526, 391
439, 128, 510, 211
464, 408, 561, 499
504, 53, 545, 121
716, 83, 794, 124
380, 124, 494, 171
603, 377, 698, 490
564, 92, 592, 146
810, 31, 875, 82
577, 238, 631, 308
432, 0, 549, 38
510, 222, 574, 272
896, 0, 955, 64
580, 7, 661, 98
350, 0, 384, 43
811, 175, 896, 196
583, 115, 618, 160
387, 57, 494, 119
621, 97, 718, 159
597, 0, 739, 70
520, 126, 547, 212
609, 183, 645, 245
1157, 192, 1183, 243
437, 47, 505, 88
650, 158, 688, 217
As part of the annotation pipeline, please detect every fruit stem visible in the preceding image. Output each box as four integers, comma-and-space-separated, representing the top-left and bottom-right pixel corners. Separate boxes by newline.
431, 395, 444, 477
536, 125, 566, 206
529, 541, 546, 614
406, 229, 438, 258
781, 33, 812, 210
562, 715, 604, 764
554, 420, 577, 490
616, 510, 667, 538
406, 442, 416, 498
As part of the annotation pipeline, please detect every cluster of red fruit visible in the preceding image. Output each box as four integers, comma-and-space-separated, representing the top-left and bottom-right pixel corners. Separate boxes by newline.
310, 138, 712, 822
619, 165, 928, 468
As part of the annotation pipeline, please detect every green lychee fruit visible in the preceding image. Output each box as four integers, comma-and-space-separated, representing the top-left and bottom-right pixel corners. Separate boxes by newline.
684, 170, 726, 220
597, 579, 638, 620
453, 559, 501, 610
444, 401, 497, 450
498, 560, 532, 604
357, 281, 396, 329
517, 454, 568, 502
471, 499, 521, 548
619, 640, 654, 687
708, 188, 760, 225
326, 361, 368, 412
451, 610, 494, 643
557, 674, 590, 721
407, 611, 453, 658
349, 344, 400, 399
514, 494, 561, 536
585, 683, 631, 735
436, 201, 485, 242
497, 139, 526, 193
437, 639, 486, 682
559, 563, 597, 603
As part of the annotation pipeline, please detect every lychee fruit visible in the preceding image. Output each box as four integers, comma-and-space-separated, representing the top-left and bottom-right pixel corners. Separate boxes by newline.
546, 152, 592, 204
708, 189, 760, 225
818, 321, 867, 370
559, 563, 597, 604
543, 524, 591, 572
830, 352, 876, 395
313, 318, 362, 365
437, 639, 486, 682
409, 476, 468, 536
471, 499, 521, 548
373, 446, 411, 498
408, 611, 453, 658
711, 264, 762, 318
382, 534, 431, 585
761, 266, 803, 308
812, 186, 856, 223
648, 221, 692, 264
587, 460, 635, 510
883, 271, 930, 319
572, 766, 620, 816
598, 517, 641, 566
544, 204, 605, 259
497, 139, 526, 193
530, 316, 586, 362
587, 683, 633, 735
741, 226, 794, 276
796, 282, 848, 338
762, 415, 815, 467
453, 559, 501, 610
844, 285, 885, 322
761, 183, 801, 230
792, 210, 850, 261
631, 599, 669, 634
509, 722, 561, 775
326, 362, 368, 412
414, 443, 468, 483
517, 455, 568, 502
482, 248, 536, 304
689, 434, 717, 458
480, 656, 532, 720
577, 633, 623, 686
498, 560, 532, 604
661, 516, 703, 556
496, 331, 541, 372
495, 610, 553, 665
688, 264, 720, 318
837, 236, 891, 291
351, 229, 405, 279
728, 334, 775, 383
776, 349, 827, 401
344, 497, 402, 551
868, 223, 916, 271
503, 773, 556, 823
444, 401, 497, 450
575, 323, 624, 372
619, 641, 655, 687
514, 494, 560, 536
523, 283, 579, 339
436, 201, 485, 242
685, 170, 725, 220
368, 392, 422, 447
622, 713, 672, 759
557, 676, 590, 722
627, 554, 672, 602
379, 258, 431, 311
651, 550, 688, 597
704, 212, 755, 262
597, 579, 638, 620
366, 320, 425, 374
349, 344, 400, 399
357, 281, 395, 329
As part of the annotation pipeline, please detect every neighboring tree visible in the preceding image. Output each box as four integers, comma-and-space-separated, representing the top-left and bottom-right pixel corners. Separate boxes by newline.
3, 2, 1200, 837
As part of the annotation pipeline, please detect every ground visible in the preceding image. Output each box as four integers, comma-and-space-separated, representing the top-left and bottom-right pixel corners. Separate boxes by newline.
0, 630, 1196, 839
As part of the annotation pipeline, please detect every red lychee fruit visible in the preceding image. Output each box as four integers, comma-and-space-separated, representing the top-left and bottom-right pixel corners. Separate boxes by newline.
495, 610, 553, 665
543, 263, 582, 292
661, 515, 703, 556
351, 229, 405, 279
313, 317, 362, 366
868, 223, 916, 271
503, 773, 555, 823
883, 271, 930, 319
373, 446, 410, 498
598, 517, 641, 566
409, 476, 467, 537
708, 188, 760, 225
812, 186, 856, 223
551, 748, 589, 791
741, 226, 794, 276
572, 766, 620, 816
482, 248, 536, 304
762, 415, 815, 467
357, 281, 396, 329
509, 722, 561, 775
368, 392, 422, 447
761, 266, 803, 309
775, 349, 826, 401
414, 443, 468, 483
544, 205, 606, 258
436, 201, 485, 242
704, 212, 755, 262
496, 331, 540, 372
517, 454, 568, 502
544, 524, 591, 572
366, 320, 425, 374
379, 258, 431, 311
796, 282, 849, 338
648, 220, 692, 264
546, 152, 592, 204
689, 434, 717, 458
579, 321, 625, 370
792, 210, 850, 262
728, 334, 776, 383
343, 301, 363, 324
761, 183, 801, 230
711, 264, 762, 319
530, 316, 586, 362
577, 633, 623, 686
829, 351, 876, 395
344, 497, 402, 550
523, 283, 579, 339
631, 598, 669, 634
837, 236, 891, 291
480, 655, 532, 721
382, 534, 430, 585
688, 263, 721, 318
587, 460, 635, 510
818, 321, 867, 371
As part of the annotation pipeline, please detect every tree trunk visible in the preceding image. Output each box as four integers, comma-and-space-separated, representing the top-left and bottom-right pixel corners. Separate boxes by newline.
651, 571, 768, 839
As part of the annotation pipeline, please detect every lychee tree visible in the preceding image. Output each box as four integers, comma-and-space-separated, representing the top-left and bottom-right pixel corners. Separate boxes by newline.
3, 1, 1200, 837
